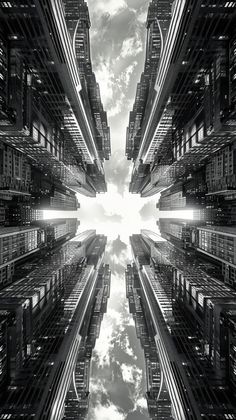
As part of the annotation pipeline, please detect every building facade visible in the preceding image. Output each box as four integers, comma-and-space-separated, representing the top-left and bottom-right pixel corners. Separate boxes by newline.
128, 231, 236, 419
0, 0, 110, 198
0, 225, 42, 287
64, 264, 111, 419
196, 225, 236, 289
0, 218, 79, 289
127, 0, 236, 196
126, 263, 173, 419
0, 231, 110, 419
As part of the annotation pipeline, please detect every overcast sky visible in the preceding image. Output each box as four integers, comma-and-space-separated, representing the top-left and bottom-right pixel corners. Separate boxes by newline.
41, 1, 196, 417
82, 1, 153, 419
44, 1, 161, 418
42, 3, 195, 418
78, 0, 157, 246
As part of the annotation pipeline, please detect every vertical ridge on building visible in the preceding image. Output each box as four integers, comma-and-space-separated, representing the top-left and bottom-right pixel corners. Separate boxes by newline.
128, 230, 236, 418
0, 230, 110, 419
127, 0, 236, 197
0, 0, 110, 199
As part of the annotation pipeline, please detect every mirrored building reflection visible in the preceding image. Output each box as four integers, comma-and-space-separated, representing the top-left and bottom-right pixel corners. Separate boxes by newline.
128, 230, 236, 419
0, 230, 110, 419
127, 0, 236, 198
0, 0, 110, 202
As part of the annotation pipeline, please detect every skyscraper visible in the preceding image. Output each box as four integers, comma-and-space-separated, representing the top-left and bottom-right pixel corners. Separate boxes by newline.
126, 263, 172, 419
0, 218, 79, 289
0, 0, 110, 199
0, 230, 110, 419
196, 225, 236, 289
64, 264, 111, 419
127, 0, 236, 196
0, 225, 43, 288
158, 177, 236, 289
128, 231, 236, 419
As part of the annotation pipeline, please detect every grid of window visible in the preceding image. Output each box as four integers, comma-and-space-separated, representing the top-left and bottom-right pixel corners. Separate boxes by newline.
0, 234, 107, 418
0, 227, 39, 266
198, 227, 236, 265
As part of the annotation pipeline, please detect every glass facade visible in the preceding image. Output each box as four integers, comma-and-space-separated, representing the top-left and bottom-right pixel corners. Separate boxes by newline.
127, 1, 236, 197
0, 232, 109, 419
0, 0, 110, 197
129, 232, 236, 419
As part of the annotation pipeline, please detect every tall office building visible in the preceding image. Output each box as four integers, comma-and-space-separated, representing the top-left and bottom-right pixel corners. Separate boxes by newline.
64, 264, 111, 419
126, 0, 173, 196
159, 218, 196, 250
157, 163, 236, 227
158, 181, 236, 288
0, 230, 109, 419
31, 168, 79, 211
196, 225, 236, 289
0, 225, 41, 287
127, 0, 236, 196
40, 218, 79, 248
128, 231, 236, 419
158, 172, 207, 211
3, 198, 44, 227
65, 0, 111, 163
0, 150, 79, 228
0, 142, 31, 197
0, 0, 110, 198
0, 218, 79, 289
206, 142, 236, 197
126, 264, 172, 419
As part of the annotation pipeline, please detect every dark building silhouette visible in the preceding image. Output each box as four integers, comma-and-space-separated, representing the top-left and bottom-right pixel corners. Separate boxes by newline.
127, 0, 236, 196
128, 230, 236, 419
126, 0, 172, 164
126, 263, 173, 419
158, 182, 236, 288
0, 225, 44, 287
0, 1, 111, 420
4, 198, 44, 227
0, 218, 79, 289
0, 230, 110, 419
64, 264, 111, 419
30, 169, 79, 211
0, 0, 110, 198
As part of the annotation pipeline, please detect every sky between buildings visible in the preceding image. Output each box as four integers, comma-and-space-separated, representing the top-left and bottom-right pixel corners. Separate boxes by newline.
83, 2, 151, 419
78, 0, 157, 245
81, 2, 153, 419
43, 3, 196, 419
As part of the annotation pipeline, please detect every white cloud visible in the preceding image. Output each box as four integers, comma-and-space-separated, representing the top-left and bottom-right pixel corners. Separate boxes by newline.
126, 316, 135, 327
136, 397, 148, 410
94, 60, 115, 107
123, 334, 137, 359
89, 0, 127, 17
90, 378, 109, 396
108, 93, 125, 118
139, 200, 157, 221
93, 317, 117, 367
110, 273, 126, 297
93, 301, 127, 367
65, 183, 158, 243
117, 61, 138, 88
137, 11, 147, 23
91, 403, 125, 420
109, 308, 123, 324
106, 249, 130, 273
94, 60, 135, 118
95, 61, 138, 118
44, 187, 158, 244
120, 363, 142, 383
120, 36, 143, 58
